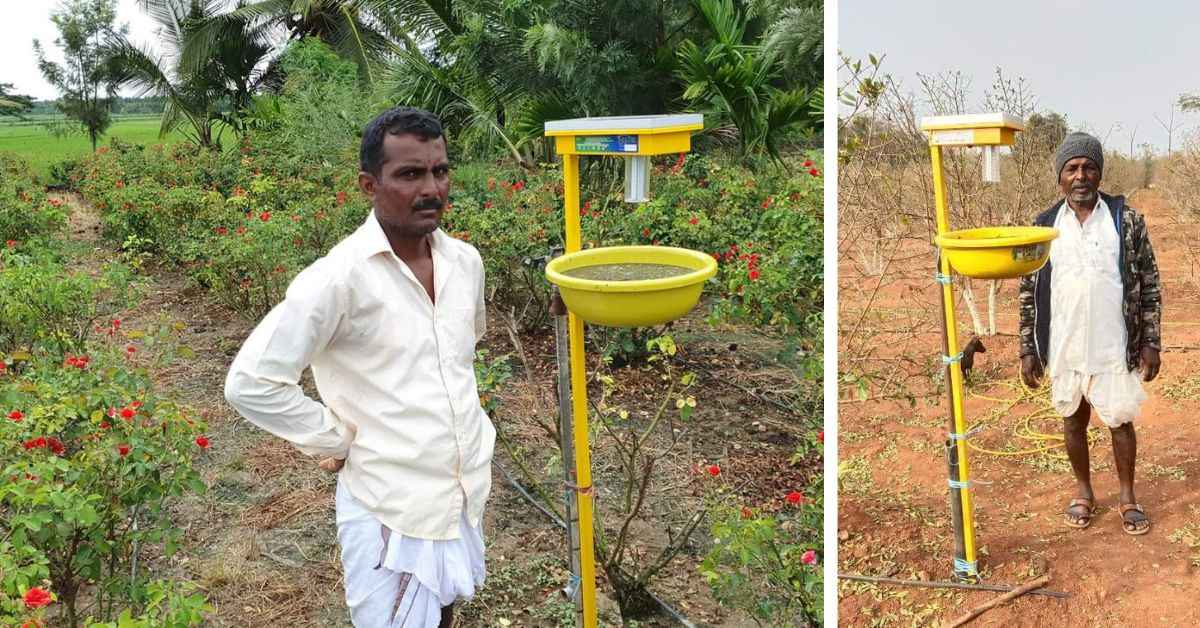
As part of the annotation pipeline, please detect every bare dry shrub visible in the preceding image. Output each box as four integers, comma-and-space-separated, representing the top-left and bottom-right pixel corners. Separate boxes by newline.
1156, 130, 1200, 282
837, 58, 1111, 402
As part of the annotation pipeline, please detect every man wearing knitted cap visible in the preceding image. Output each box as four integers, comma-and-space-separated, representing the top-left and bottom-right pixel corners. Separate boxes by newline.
1018, 131, 1162, 536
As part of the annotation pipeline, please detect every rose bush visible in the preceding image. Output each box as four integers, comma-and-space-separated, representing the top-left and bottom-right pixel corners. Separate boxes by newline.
70, 135, 820, 350
0, 246, 140, 358
0, 329, 210, 626
700, 429, 824, 625
0, 154, 68, 246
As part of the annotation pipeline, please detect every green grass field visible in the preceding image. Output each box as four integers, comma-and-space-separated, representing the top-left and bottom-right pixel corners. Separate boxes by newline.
0, 115, 187, 179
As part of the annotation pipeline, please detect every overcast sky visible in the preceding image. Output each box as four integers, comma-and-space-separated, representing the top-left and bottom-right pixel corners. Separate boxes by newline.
2, 0, 163, 100
840, 0, 1200, 153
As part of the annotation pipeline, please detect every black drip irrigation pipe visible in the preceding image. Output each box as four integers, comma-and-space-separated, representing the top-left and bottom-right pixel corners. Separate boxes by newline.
495, 461, 698, 628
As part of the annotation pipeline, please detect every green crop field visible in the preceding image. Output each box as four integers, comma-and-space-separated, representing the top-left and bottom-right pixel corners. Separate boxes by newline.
0, 115, 186, 179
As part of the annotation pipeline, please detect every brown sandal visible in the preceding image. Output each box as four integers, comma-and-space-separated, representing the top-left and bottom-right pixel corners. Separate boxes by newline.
1064, 498, 1096, 529
1119, 503, 1151, 536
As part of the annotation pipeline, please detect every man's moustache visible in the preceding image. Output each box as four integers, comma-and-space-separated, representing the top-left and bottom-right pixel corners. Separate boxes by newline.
413, 200, 444, 211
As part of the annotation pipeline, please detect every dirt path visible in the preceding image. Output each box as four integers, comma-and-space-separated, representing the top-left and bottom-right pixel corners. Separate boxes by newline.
53, 193, 803, 626
838, 189, 1200, 626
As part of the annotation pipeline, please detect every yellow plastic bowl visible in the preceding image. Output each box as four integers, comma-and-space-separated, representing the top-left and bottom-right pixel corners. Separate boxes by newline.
545, 246, 718, 327
934, 226, 1059, 279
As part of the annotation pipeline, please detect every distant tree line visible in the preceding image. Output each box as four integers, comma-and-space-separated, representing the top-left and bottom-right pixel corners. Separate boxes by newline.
33, 0, 821, 159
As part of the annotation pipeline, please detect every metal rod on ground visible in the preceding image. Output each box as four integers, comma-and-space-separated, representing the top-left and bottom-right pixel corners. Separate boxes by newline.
837, 573, 1068, 599
552, 283, 585, 627
942, 574, 1053, 628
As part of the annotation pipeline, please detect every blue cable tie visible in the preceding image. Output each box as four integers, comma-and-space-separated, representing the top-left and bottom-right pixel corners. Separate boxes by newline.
934, 272, 952, 285
563, 574, 582, 600
948, 426, 981, 441
953, 558, 979, 575
942, 352, 964, 365
948, 478, 971, 489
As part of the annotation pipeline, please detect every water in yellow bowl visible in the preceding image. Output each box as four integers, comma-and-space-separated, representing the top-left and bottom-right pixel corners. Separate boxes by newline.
561, 263, 692, 281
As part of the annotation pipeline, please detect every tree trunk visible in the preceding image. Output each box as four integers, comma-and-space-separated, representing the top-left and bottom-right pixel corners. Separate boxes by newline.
987, 279, 998, 336
606, 566, 659, 620
960, 279, 985, 336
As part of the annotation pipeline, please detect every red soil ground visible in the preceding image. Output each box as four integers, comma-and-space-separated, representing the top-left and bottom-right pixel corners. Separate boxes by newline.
838, 189, 1200, 626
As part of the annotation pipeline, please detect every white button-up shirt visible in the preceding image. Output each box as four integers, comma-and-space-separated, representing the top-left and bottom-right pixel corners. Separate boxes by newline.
1047, 197, 1128, 375
224, 210, 494, 540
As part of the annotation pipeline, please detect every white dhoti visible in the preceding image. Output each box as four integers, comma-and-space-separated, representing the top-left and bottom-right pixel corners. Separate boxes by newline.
336, 476, 486, 627
1050, 369, 1146, 427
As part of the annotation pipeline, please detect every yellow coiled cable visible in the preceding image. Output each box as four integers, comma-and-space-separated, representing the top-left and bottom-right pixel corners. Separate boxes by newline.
964, 378, 1105, 459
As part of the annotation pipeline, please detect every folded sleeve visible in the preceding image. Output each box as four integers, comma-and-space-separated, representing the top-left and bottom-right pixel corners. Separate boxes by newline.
223, 265, 355, 458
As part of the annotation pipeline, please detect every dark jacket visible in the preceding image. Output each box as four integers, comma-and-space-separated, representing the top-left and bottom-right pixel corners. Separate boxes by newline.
1017, 192, 1162, 372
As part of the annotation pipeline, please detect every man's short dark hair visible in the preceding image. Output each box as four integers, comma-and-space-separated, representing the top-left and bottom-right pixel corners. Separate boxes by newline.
359, 107, 445, 176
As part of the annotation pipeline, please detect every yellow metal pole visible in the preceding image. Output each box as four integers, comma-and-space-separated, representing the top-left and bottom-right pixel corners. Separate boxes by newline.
562, 153, 599, 627
930, 144, 979, 575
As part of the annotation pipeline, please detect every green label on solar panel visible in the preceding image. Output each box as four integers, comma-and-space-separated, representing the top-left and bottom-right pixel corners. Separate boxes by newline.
575, 135, 638, 153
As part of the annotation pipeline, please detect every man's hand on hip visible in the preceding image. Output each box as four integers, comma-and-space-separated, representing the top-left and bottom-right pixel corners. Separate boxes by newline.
1020, 355, 1043, 389
319, 457, 346, 473
1140, 346, 1161, 382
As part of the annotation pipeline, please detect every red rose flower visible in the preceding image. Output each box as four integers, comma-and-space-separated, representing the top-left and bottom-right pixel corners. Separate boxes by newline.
748, 269, 760, 281
785, 490, 803, 505
99, 421, 110, 430
817, 430, 824, 443
801, 550, 818, 565
688, 216, 699, 225
740, 506, 753, 519
8, 409, 23, 422
195, 435, 210, 449
131, 400, 142, 408
706, 464, 720, 477
642, 228, 651, 237
259, 211, 271, 222
512, 181, 525, 192
236, 226, 246, 235
126, 345, 136, 355
803, 159, 813, 167
483, 201, 493, 209
120, 407, 135, 420
46, 437, 65, 456
809, 168, 820, 177
762, 197, 773, 209
215, 226, 228, 236
117, 444, 131, 457
5, 240, 17, 249
24, 586, 52, 609
336, 190, 348, 206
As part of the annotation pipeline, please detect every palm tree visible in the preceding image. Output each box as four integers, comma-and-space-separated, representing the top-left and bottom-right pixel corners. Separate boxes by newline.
178, 0, 414, 86
674, 0, 821, 159
105, 0, 274, 147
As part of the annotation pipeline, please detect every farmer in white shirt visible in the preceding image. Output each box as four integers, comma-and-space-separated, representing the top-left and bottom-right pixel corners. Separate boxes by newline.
1018, 132, 1162, 536
225, 107, 493, 627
